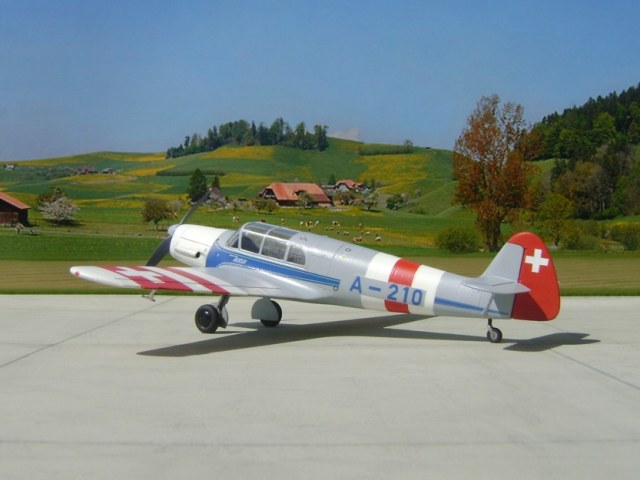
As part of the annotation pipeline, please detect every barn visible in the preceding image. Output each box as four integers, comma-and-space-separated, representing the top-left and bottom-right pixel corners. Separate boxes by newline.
258, 182, 332, 207
0, 192, 30, 226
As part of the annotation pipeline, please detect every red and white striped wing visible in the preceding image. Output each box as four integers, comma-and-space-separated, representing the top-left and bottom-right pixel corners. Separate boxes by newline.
69, 265, 247, 295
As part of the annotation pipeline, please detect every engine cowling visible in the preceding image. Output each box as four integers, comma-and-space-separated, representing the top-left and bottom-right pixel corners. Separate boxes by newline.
169, 224, 227, 267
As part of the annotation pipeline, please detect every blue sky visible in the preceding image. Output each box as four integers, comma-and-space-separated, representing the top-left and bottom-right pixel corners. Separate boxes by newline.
1, 0, 639, 161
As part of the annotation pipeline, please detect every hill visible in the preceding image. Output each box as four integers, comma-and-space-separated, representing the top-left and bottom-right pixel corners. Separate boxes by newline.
0, 139, 471, 252
0, 139, 456, 215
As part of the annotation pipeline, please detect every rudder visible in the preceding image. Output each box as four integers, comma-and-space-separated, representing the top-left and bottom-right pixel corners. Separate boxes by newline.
508, 232, 560, 321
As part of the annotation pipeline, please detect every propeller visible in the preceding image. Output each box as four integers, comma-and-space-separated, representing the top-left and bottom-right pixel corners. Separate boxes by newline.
145, 188, 211, 267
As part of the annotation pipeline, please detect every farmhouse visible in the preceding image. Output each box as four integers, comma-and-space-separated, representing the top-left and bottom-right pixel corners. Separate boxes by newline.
258, 182, 332, 207
334, 179, 364, 192
0, 192, 30, 226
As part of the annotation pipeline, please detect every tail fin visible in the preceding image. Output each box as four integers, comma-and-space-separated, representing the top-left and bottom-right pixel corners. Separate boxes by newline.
503, 232, 560, 321
466, 232, 560, 321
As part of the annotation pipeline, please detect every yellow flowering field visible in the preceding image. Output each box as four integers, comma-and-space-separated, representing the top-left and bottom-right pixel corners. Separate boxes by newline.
67, 173, 135, 184
357, 154, 428, 192
124, 153, 165, 163
127, 165, 176, 176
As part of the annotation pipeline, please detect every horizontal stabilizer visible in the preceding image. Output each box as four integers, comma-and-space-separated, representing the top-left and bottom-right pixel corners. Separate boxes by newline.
463, 276, 530, 295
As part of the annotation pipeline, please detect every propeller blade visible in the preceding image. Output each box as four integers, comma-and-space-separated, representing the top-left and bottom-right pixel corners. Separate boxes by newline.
146, 236, 173, 267
179, 188, 211, 225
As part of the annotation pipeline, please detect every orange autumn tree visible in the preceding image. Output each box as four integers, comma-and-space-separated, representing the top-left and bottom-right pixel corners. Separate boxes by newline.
453, 95, 539, 251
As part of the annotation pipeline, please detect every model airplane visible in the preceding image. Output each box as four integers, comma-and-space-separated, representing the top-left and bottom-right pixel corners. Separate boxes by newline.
70, 195, 560, 343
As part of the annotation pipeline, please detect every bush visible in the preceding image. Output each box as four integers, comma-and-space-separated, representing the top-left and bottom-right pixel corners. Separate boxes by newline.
610, 223, 640, 251
565, 233, 600, 251
386, 193, 405, 210
436, 227, 481, 253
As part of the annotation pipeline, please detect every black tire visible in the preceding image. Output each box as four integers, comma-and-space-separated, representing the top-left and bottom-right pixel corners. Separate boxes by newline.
260, 319, 280, 327
195, 304, 220, 334
486, 327, 503, 343
260, 301, 282, 328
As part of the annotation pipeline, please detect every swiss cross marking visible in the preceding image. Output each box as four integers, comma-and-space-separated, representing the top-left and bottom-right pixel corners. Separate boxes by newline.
524, 248, 549, 273
116, 267, 165, 284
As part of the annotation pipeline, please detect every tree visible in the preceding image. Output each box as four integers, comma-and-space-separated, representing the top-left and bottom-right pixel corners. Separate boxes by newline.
362, 190, 379, 211
591, 112, 617, 145
37, 187, 66, 208
536, 193, 575, 246
38, 192, 79, 224
187, 168, 208, 203
293, 122, 308, 149
254, 198, 278, 214
453, 95, 538, 251
314, 124, 329, 151
269, 118, 286, 145
613, 161, 640, 215
296, 191, 312, 212
141, 199, 173, 230
386, 193, 405, 210
557, 161, 607, 218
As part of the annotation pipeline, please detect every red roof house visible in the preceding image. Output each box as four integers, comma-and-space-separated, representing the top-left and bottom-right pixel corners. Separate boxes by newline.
258, 183, 332, 207
334, 179, 363, 192
0, 192, 30, 225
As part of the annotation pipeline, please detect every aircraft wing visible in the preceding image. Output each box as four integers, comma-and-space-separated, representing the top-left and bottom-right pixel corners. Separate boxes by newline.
70, 265, 326, 300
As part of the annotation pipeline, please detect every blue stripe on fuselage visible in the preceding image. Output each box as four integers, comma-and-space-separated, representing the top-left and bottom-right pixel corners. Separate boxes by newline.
207, 244, 340, 289
434, 296, 507, 316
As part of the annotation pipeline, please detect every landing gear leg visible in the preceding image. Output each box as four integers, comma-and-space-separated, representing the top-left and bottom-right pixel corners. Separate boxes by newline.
216, 294, 230, 328
486, 318, 503, 344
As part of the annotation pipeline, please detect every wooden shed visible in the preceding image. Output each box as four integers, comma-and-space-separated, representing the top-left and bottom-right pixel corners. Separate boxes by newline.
0, 192, 30, 226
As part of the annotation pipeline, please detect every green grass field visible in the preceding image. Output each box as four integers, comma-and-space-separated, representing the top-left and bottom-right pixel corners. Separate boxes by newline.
2, 229, 639, 294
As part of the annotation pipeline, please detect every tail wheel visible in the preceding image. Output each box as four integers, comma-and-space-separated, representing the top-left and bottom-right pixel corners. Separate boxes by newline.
486, 327, 503, 343
195, 304, 221, 334
486, 318, 503, 343
260, 300, 282, 328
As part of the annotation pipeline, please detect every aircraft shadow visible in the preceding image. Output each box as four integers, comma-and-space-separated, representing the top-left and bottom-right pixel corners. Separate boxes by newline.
505, 332, 599, 352
138, 314, 484, 357
138, 315, 599, 357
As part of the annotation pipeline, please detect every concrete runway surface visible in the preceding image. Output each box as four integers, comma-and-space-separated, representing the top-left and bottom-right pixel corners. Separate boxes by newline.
1, 295, 639, 479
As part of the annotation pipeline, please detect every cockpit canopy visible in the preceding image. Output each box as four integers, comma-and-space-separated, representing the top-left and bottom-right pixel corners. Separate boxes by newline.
227, 222, 306, 265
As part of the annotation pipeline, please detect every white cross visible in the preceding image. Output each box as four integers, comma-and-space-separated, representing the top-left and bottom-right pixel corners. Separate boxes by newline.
116, 267, 165, 284
524, 248, 549, 273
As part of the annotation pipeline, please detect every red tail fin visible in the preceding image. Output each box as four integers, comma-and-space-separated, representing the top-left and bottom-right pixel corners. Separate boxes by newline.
508, 232, 560, 321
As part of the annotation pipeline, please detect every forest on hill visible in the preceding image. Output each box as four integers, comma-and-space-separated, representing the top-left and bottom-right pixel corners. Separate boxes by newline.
165, 118, 329, 158
531, 83, 640, 219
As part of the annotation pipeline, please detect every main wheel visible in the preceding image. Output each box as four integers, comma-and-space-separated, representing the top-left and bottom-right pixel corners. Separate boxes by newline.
195, 304, 221, 334
260, 300, 282, 328
486, 327, 503, 343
